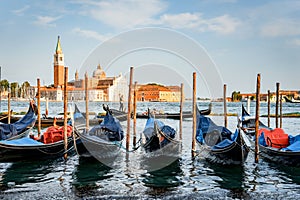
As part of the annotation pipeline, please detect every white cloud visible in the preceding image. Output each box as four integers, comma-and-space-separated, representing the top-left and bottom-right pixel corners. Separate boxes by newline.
12, 5, 30, 16
261, 19, 300, 37
72, 28, 109, 42
73, 0, 240, 35
33, 16, 61, 27
160, 13, 240, 34
159, 13, 203, 29
288, 38, 300, 46
207, 14, 240, 34
77, 0, 166, 29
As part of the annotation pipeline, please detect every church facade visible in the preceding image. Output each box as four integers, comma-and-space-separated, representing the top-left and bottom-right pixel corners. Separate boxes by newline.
33, 36, 128, 102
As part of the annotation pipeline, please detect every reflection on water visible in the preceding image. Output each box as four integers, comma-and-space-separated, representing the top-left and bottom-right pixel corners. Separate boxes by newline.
204, 162, 249, 199
0, 159, 59, 191
72, 156, 112, 197
73, 156, 112, 186
142, 159, 183, 188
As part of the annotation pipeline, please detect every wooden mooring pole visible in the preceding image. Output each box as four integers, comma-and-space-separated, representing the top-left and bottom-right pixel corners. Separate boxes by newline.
63, 67, 68, 160
133, 81, 137, 147
280, 94, 282, 128
126, 67, 134, 151
267, 90, 271, 128
223, 84, 227, 128
179, 83, 184, 140
275, 82, 280, 128
7, 91, 10, 124
37, 78, 41, 137
192, 72, 197, 156
255, 74, 261, 163
85, 72, 89, 131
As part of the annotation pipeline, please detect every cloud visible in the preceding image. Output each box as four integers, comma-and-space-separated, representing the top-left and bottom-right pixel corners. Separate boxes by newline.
33, 16, 61, 27
288, 38, 300, 46
76, 0, 166, 29
72, 28, 109, 42
72, 0, 240, 36
160, 13, 240, 34
261, 19, 300, 37
11, 5, 30, 16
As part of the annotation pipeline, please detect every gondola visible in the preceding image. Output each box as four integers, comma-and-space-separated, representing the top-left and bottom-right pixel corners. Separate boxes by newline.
74, 104, 124, 164
138, 103, 212, 120
0, 123, 77, 162
141, 109, 182, 171
0, 100, 37, 141
284, 96, 300, 103
196, 105, 250, 165
136, 111, 192, 120
241, 104, 300, 166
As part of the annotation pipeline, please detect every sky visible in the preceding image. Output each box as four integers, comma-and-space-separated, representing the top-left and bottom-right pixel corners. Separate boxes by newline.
1, 0, 300, 98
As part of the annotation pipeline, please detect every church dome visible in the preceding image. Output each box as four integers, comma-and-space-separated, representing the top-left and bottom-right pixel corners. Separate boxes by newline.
93, 64, 106, 78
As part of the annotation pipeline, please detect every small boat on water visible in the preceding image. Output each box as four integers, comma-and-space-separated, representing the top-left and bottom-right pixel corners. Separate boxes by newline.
196, 105, 250, 165
74, 104, 124, 163
141, 109, 181, 171
0, 100, 37, 141
0, 123, 77, 162
241, 104, 300, 166
136, 111, 192, 120
284, 96, 300, 103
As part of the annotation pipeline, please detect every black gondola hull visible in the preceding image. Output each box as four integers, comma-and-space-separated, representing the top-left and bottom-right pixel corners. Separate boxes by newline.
197, 131, 250, 165
0, 137, 77, 162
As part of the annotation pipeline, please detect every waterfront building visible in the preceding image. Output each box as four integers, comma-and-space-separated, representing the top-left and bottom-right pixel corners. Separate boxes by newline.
29, 36, 128, 102
137, 84, 181, 102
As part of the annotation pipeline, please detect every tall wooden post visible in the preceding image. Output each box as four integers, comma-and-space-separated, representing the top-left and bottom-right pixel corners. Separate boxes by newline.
37, 78, 41, 136
179, 83, 184, 140
63, 67, 68, 160
133, 81, 137, 147
267, 90, 271, 127
45, 97, 49, 116
280, 94, 282, 128
126, 67, 134, 151
85, 72, 89, 131
255, 74, 261, 163
275, 82, 280, 128
192, 72, 197, 155
7, 92, 11, 124
223, 84, 227, 128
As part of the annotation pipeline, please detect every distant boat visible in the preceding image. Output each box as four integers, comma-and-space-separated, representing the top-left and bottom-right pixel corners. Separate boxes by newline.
136, 103, 212, 120
284, 96, 300, 103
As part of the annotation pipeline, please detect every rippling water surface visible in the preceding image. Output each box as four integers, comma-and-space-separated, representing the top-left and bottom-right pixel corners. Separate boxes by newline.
1, 100, 300, 199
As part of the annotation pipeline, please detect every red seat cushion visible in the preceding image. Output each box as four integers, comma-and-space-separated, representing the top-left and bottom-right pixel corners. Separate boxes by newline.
259, 128, 289, 148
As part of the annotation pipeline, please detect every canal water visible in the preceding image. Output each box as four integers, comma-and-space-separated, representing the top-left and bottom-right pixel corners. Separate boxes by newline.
0, 101, 300, 199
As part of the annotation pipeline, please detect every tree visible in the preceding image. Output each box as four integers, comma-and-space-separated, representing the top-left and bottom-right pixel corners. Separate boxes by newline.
21, 81, 30, 98
0, 79, 9, 91
10, 82, 19, 98
231, 91, 242, 102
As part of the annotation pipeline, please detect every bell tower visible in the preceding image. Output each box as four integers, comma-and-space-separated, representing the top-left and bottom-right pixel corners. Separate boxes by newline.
53, 36, 64, 87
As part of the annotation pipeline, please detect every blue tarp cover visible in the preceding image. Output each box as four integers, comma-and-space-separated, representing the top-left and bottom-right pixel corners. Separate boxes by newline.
143, 117, 165, 139
0, 103, 36, 140
281, 135, 300, 151
196, 112, 237, 149
90, 109, 124, 141
0, 137, 43, 146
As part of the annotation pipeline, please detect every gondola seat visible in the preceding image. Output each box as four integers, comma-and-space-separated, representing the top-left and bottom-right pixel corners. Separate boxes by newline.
259, 128, 289, 148
204, 129, 222, 146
